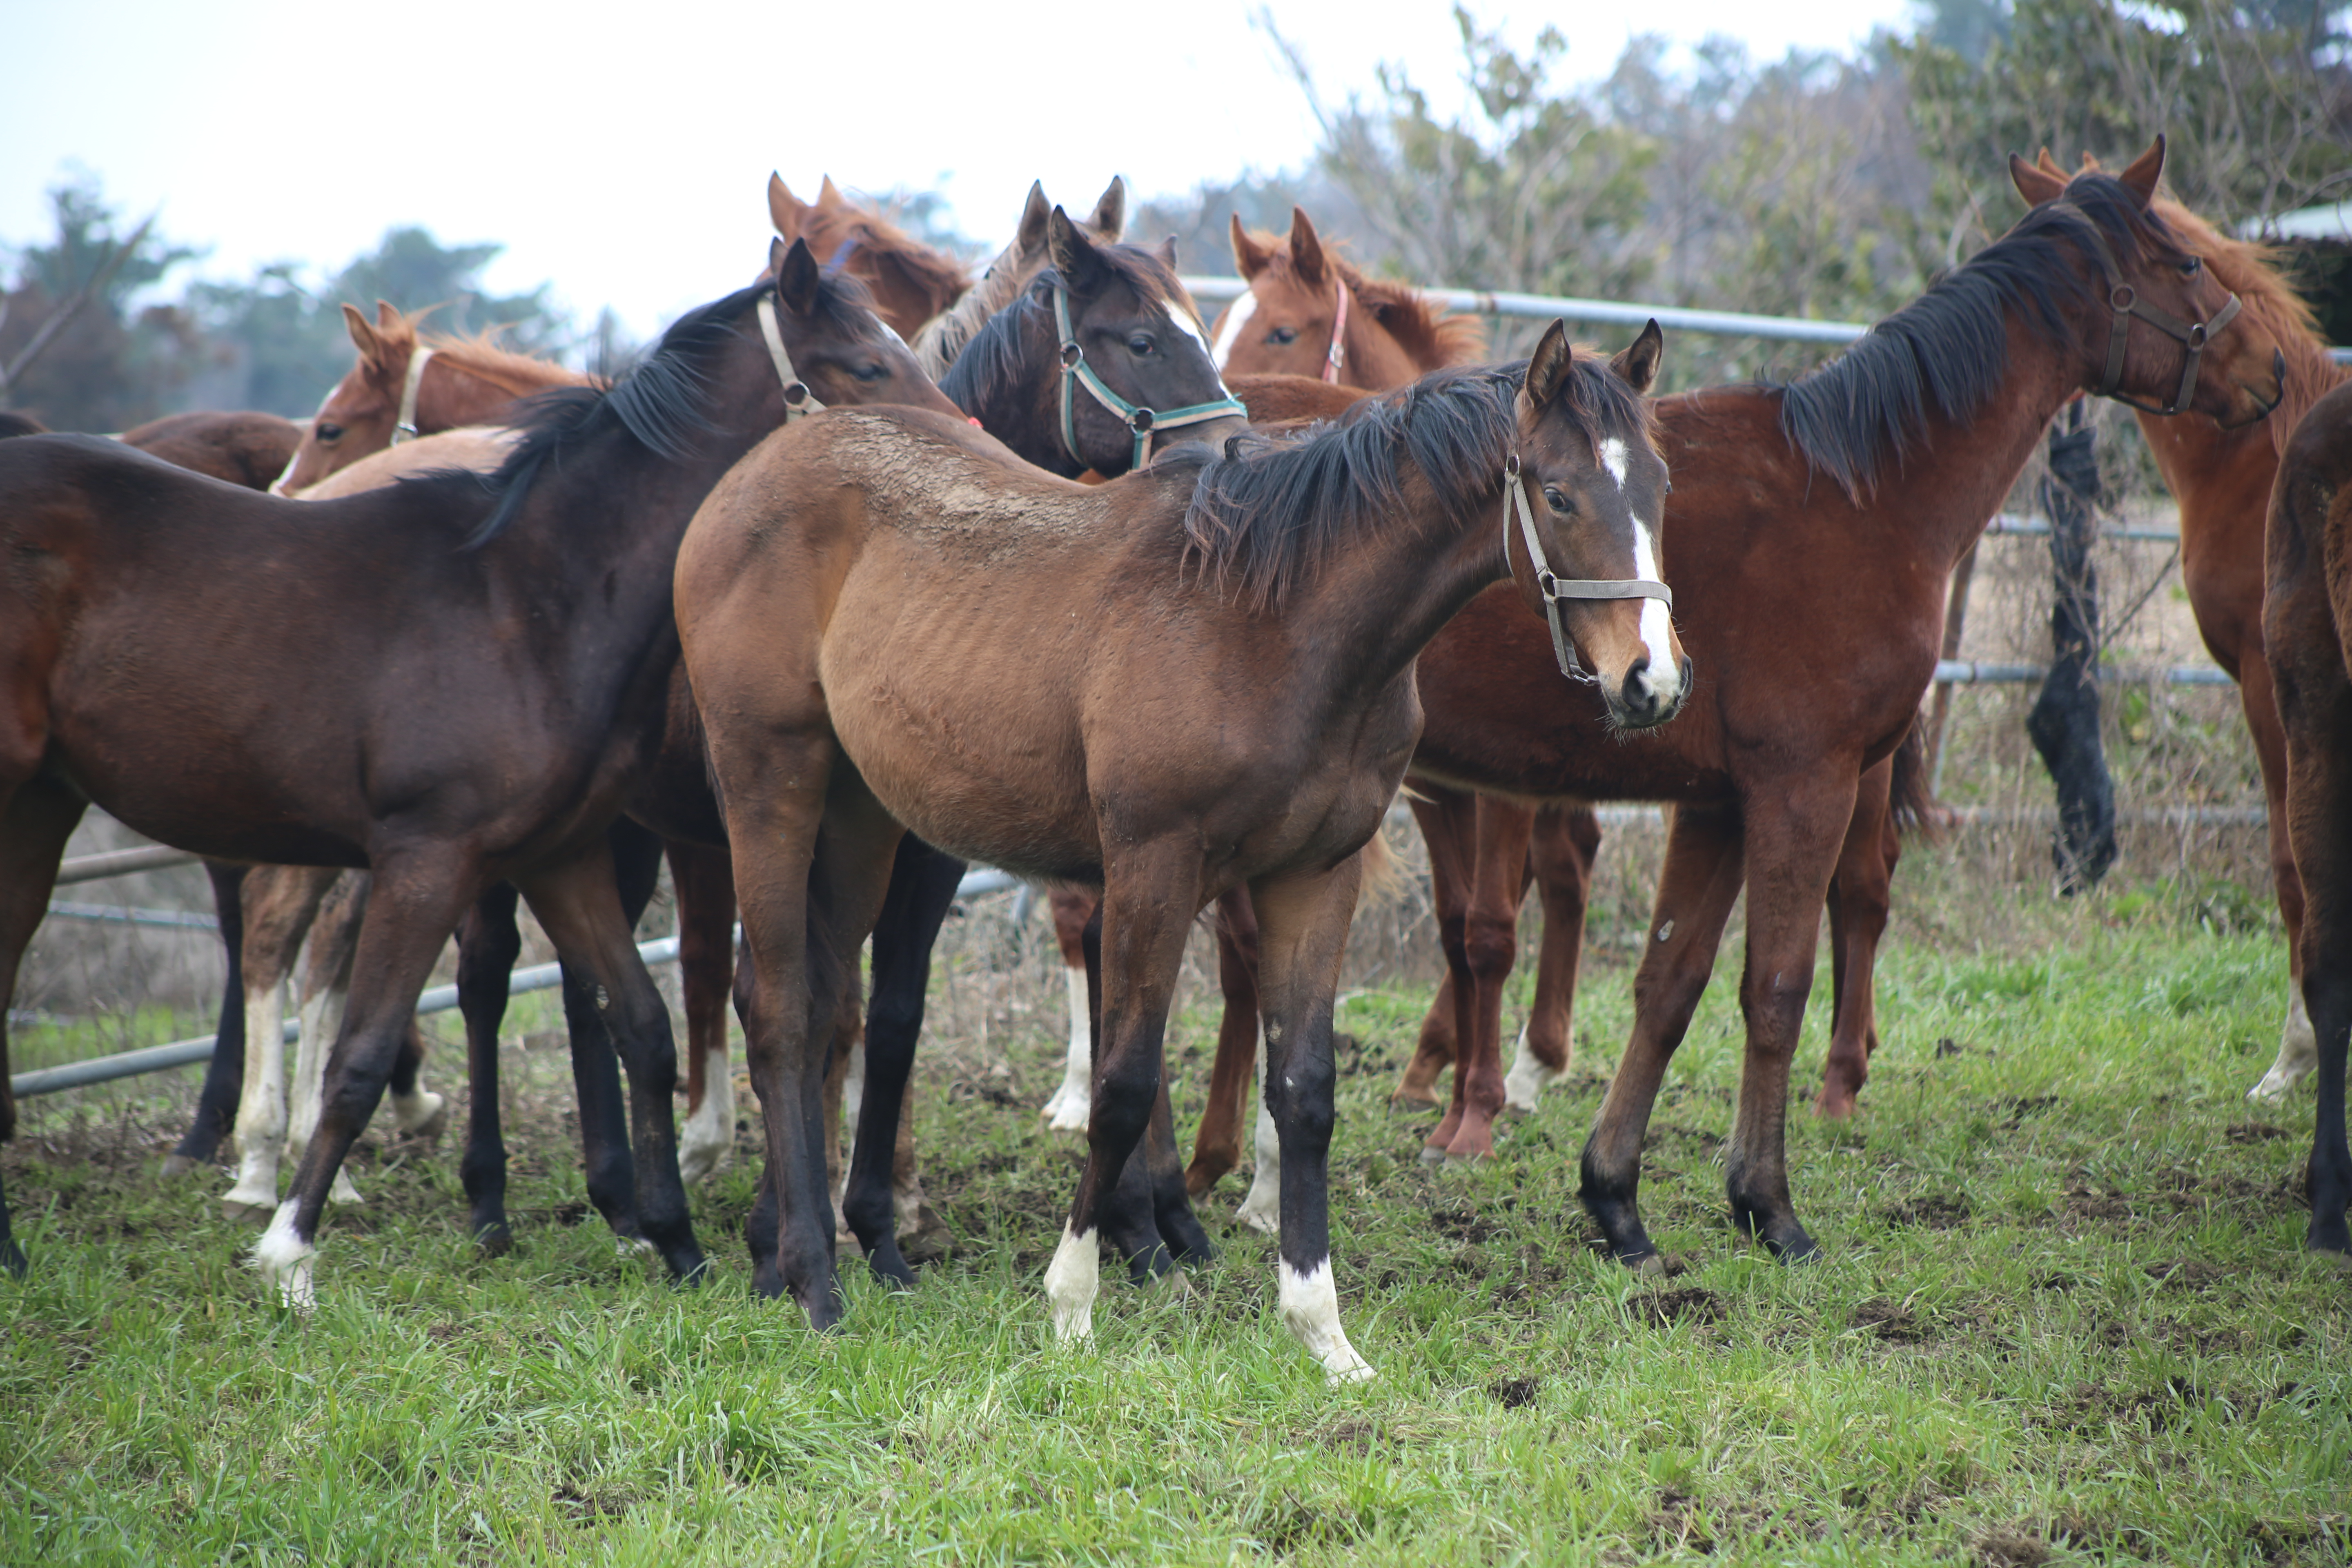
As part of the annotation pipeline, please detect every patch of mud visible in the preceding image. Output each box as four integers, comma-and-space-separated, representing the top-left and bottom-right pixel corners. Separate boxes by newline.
1488, 1375, 1540, 1408
1882, 1194, 1971, 1230
1637, 1286, 1726, 1328
1851, 1297, 1931, 1343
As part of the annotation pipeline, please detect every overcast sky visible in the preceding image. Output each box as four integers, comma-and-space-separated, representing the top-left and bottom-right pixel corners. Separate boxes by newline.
5, 0, 1915, 339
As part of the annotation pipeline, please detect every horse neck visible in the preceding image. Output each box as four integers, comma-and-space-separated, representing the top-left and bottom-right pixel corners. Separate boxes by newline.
418, 356, 543, 430
971, 306, 1084, 478
1342, 310, 1431, 391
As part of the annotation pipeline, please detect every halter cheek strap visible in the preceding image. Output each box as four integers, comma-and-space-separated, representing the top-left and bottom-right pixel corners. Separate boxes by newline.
1054, 283, 1250, 472
2056, 203, 2244, 417
1322, 280, 1351, 383
1503, 452, 1675, 680
390, 345, 435, 445
756, 295, 822, 420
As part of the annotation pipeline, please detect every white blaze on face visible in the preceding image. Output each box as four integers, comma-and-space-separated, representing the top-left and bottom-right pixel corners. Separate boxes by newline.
1278, 1258, 1374, 1383
1045, 1222, 1100, 1341
1163, 303, 1239, 401
1632, 517, 1681, 700
1599, 437, 1629, 489
1210, 292, 1258, 372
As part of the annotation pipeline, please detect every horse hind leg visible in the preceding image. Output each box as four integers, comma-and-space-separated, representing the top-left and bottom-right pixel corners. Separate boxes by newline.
1183, 888, 1260, 1199
668, 839, 739, 1183
2244, 654, 2318, 1102
286, 871, 377, 1205
1507, 804, 1600, 1114
1394, 787, 1477, 1108
1434, 795, 1536, 1163
1814, 758, 1896, 1120
0, 774, 90, 1276
1040, 889, 1097, 1130
222, 864, 339, 1217
164, 862, 250, 1176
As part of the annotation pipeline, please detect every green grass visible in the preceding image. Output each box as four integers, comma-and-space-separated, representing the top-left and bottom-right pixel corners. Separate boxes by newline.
4, 902, 2349, 1565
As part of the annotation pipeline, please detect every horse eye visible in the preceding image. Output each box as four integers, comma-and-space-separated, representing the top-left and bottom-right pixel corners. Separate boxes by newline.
1543, 486, 1570, 512
1267, 326, 1298, 346
2179, 256, 2203, 277
852, 362, 889, 383
316, 422, 343, 443
1127, 335, 1156, 356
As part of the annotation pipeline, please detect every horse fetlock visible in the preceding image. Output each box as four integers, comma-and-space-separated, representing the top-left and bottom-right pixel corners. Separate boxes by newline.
1502, 1025, 1565, 1115
1045, 1223, 1100, 1341
251, 1200, 318, 1312
329, 1167, 363, 1205
1579, 1152, 1654, 1263
0, 1237, 24, 1280
2248, 992, 2319, 1102
1278, 1257, 1374, 1385
390, 1088, 447, 1140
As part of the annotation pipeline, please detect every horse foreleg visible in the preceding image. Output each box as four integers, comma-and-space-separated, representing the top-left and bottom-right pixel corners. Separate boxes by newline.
1183, 889, 1260, 1199
0, 775, 89, 1276
222, 865, 338, 1218
454, 884, 524, 1253
1433, 797, 1537, 1163
1395, 785, 1477, 1107
668, 838, 738, 1182
1040, 888, 1097, 1129
258, 850, 483, 1311
1251, 856, 1373, 1383
1046, 844, 1200, 1343
843, 836, 961, 1285
1815, 757, 1897, 1119
517, 831, 704, 1283
1508, 804, 1601, 1112
164, 862, 249, 1176
1581, 803, 1747, 1270
1723, 771, 1858, 1262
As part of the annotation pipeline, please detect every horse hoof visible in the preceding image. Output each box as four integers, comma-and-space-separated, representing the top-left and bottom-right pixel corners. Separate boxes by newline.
1812, 1091, 1859, 1120
1443, 1149, 1490, 1169
474, 1226, 515, 1259
1418, 1145, 1448, 1167
0, 1241, 25, 1280
1631, 1251, 1689, 1278
394, 1091, 448, 1143
159, 1154, 203, 1179
222, 1198, 275, 1227
1390, 1092, 1441, 1113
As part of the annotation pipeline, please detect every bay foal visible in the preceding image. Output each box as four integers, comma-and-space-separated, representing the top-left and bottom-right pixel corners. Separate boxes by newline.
676, 321, 1684, 1378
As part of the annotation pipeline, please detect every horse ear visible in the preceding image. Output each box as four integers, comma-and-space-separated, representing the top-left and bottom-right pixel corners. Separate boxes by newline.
1016, 180, 1051, 258
1232, 214, 1275, 280
1525, 319, 1572, 410
817, 174, 844, 209
2009, 153, 2067, 208
1288, 207, 1327, 286
1047, 206, 1114, 295
343, 303, 385, 368
768, 173, 807, 240
2036, 147, 2067, 178
1089, 176, 1127, 241
776, 237, 822, 317
374, 300, 401, 332
1155, 236, 1178, 271
1610, 319, 1663, 397
2117, 134, 2165, 208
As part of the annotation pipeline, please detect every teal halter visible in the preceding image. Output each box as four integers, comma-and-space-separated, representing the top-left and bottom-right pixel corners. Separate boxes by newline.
1053, 283, 1248, 473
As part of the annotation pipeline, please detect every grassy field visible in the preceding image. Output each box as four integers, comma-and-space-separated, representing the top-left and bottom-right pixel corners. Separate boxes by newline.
3, 860, 2349, 1566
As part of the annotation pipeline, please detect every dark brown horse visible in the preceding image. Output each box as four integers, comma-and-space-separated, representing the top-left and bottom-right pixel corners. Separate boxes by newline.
120, 410, 307, 490
0, 261, 844, 1296
2011, 151, 2351, 1107
2261, 377, 2352, 1256
676, 316, 1682, 1379
1328, 140, 2276, 1265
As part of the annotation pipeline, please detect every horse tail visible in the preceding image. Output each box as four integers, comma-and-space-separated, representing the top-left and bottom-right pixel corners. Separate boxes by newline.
1890, 714, 1944, 842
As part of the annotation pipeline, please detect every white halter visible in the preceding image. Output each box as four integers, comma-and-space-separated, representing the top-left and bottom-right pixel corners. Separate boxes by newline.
756, 296, 822, 419
389, 345, 435, 445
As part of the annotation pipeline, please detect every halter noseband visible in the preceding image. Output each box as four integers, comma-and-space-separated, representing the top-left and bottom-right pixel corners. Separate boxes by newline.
756, 295, 823, 421
1322, 279, 1351, 383
2057, 203, 2244, 418
389, 345, 435, 445
1053, 282, 1249, 472
1503, 452, 1675, 681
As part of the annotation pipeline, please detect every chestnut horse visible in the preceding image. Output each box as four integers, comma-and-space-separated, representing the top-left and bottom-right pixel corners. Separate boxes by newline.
2261, 377, 2352, 1256
1210, 206, 1488, 385
766, 174, 971, 342
272, 304, 593, 493
1347, 141, 2276, 1265
676, 319, 1682, 1380
2015, 151, 2350, 1106
0, 265, 853, 1298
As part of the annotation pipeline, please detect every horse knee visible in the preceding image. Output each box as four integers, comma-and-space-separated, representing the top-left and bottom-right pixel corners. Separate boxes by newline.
1461, 914, 1516, 984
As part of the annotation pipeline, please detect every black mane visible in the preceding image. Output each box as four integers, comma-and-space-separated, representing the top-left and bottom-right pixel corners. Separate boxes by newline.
938, 245, 1194, 420
1182, 353, 1649, 605
459, 281, 770, 548
1771, 173, 2177, 499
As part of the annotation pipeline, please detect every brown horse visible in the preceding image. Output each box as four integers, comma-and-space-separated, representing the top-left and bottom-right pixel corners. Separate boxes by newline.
676, 315, 1681, 1379
1326, 140, 2276, 1264
119, 411, 306, 490
911, 178, 1125, 381
2013, 151, 2350, 1106
0, 259, 851, 1296
2261, 378, 2352, 1256
766, 174, 972, 342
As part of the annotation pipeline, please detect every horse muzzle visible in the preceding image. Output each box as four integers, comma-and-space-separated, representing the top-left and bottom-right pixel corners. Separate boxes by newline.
1606, 652, 1690, 731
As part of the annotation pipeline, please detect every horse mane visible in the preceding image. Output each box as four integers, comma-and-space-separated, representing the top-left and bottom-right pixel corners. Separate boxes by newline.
938, 245, 1200, 416
1770, 173, 2180, 501
419, 328, 602, 396
1237, 235, 1490, 368
1182, 352, 1650, 605
913, 245, 1028, 382
2144, 193, 2349, 454
459, 281, 768, 548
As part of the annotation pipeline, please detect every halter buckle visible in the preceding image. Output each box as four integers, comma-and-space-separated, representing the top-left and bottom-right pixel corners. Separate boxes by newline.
1060, 341, 1084, 371
1128, 408, 1156, 434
